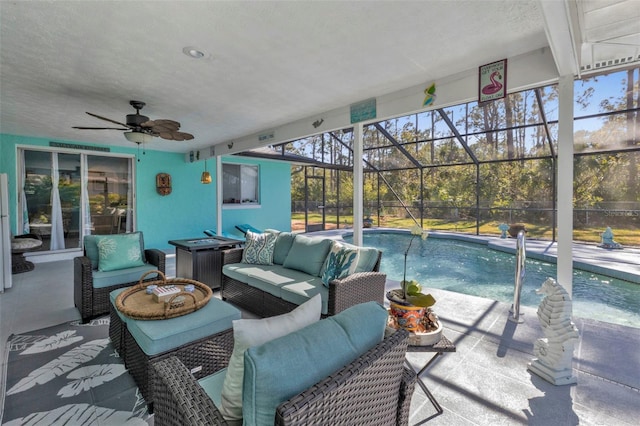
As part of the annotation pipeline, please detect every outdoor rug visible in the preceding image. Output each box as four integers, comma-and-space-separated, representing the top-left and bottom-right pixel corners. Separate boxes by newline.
0, 317, 149, 425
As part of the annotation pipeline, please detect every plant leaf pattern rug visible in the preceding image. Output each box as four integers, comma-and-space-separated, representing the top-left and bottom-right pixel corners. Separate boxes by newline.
0, 317, 149, 425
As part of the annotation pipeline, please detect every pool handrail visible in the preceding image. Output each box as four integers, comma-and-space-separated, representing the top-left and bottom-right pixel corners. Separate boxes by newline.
509, 230, 526, 323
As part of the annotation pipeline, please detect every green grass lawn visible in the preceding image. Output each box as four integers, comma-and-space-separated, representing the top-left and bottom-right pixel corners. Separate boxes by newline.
292, 213, 639, 246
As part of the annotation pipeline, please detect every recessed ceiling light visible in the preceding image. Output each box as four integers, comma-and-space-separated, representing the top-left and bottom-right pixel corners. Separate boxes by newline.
183, 46, 206, 59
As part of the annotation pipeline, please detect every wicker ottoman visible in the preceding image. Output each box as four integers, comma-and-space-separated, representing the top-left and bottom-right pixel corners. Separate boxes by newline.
109, 291, 240, 410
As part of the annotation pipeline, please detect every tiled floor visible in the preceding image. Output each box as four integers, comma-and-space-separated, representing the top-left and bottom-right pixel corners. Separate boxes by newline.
1, 247, 639, 425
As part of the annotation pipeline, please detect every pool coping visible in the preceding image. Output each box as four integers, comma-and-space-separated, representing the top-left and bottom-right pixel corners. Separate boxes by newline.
317, 228, 640, 284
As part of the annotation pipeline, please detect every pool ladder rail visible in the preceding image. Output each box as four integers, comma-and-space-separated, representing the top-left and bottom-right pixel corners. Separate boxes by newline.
509, 230, 526, 323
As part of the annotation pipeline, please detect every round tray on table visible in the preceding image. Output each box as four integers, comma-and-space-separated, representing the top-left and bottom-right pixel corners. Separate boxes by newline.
115, 270, 213, 320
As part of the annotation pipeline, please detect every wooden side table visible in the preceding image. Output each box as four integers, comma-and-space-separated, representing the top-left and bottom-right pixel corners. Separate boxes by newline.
406, 334, 456, 419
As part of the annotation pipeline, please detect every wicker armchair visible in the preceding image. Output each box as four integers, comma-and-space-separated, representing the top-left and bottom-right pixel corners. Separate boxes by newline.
73, 233, 166, 323
152, 329, 415, 426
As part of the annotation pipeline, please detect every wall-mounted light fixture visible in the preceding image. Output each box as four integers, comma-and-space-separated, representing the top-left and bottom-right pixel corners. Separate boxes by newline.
201, 160, 212, 184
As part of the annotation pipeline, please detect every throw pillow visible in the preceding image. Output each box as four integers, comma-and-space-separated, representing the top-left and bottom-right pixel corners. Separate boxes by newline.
241, 231, 277, 265
219, 294, 322, 423
95, 232, 146, 272
321, 242, 359, 287
282, 235, 332, 276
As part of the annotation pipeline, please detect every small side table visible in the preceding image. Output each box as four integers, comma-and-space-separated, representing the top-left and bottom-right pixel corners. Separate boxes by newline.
11, 237, 43, 274
406, 334, 456, 418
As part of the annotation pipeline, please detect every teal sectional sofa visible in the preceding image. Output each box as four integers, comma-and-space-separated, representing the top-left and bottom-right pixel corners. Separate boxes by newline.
221, 231, 386, 317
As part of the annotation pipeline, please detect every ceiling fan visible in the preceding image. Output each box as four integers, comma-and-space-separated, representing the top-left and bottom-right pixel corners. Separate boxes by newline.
73, 100, 194, 143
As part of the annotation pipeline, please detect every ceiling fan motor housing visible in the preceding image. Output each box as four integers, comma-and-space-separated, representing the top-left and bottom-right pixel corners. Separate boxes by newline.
126, 113, 150, 127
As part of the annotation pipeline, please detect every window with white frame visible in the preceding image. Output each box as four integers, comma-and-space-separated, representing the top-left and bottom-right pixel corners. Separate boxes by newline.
222, 163, 259, 205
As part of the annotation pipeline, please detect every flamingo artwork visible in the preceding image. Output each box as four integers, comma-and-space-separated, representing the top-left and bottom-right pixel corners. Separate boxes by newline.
481, 71, 503, 95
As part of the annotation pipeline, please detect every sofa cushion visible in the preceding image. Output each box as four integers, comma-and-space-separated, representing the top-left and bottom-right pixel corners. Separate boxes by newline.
125, 298, 241, 356
242, 301, 388, 426
282, 235, 332, 276
95, 232, 146, 272
223, 264, 330, 314
84, 235, 100, 269
272, 232, 296, 265
94, 264, 159, 289
321, 241, 359, 287
219, 294, 321, 423
199, 368, 228, 413
338, 241, 380, 273
242, 231, 277, 265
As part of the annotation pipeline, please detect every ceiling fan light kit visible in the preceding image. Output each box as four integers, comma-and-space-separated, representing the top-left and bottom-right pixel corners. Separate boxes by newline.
124, 131, 154, 144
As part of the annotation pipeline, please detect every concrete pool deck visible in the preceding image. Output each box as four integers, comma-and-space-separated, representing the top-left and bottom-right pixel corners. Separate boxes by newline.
310, 228, 640, 424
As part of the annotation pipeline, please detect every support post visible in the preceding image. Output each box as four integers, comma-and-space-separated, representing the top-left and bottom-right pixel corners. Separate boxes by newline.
353, 123, 364, 246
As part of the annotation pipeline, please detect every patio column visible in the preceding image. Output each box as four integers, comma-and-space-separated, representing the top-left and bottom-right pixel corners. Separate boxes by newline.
353, 122, 364, 246
557, 74, 574, 295
216, 156, 223, 236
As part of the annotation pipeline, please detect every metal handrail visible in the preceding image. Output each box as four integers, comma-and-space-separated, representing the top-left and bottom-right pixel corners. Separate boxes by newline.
509, 230, 526, 323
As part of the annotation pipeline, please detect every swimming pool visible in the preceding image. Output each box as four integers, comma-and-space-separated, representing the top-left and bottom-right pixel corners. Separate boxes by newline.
343, 232, 640, 329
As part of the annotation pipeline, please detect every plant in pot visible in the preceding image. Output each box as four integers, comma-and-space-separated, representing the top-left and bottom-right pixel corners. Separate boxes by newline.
387, 226, 442, 345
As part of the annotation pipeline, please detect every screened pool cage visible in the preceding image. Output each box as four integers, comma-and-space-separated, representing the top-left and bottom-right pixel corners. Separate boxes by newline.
241, 67, 640, 247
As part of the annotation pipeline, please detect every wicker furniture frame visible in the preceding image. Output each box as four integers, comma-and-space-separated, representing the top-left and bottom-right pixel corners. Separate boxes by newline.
152, 328, 415, 426
220, 247, 386, 318
74, 248, 166, 323
109, 304, 235, 412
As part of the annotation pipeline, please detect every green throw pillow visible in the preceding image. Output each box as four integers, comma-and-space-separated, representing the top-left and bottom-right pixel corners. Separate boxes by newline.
321, 242, 359, 287
241, 231, 277, 265
95, 233, 146, 272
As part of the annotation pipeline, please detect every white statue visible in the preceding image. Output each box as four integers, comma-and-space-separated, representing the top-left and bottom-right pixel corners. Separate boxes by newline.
528, 277, 579, 385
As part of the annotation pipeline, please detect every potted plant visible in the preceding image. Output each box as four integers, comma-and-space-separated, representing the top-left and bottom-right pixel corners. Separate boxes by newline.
387, 226, 442, 345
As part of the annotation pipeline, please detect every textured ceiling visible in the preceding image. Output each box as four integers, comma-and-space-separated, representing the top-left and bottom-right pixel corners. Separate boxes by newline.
0, 1, 638, 154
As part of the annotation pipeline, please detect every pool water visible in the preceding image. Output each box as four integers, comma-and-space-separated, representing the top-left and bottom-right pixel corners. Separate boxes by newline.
344, 233, 640, 329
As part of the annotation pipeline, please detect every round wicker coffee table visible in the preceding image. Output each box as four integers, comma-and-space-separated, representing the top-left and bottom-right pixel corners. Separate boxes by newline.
115, 270, 213, 320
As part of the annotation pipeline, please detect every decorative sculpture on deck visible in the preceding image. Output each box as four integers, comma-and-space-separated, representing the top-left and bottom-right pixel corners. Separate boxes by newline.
528, 277, 579, 385
498, 223, 509, 238
599, 226, 622, 249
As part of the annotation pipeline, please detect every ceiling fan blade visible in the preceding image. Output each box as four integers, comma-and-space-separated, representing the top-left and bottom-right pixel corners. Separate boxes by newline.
73, 126, 129, 130
86, 112, 131, 128
142, 119, 180, 132
158, 131, 194, 141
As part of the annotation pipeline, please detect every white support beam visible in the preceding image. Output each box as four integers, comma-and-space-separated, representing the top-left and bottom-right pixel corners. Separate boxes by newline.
353, 123, 364, 246
557, 74, 574, 295
539, 0, 581, 77
207, 48, 559, 158
216, 156, 223, 236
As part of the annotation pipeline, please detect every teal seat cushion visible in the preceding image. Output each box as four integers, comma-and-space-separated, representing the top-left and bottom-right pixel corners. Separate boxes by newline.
199, 368, 228, 410
282, 235, 331, 276
279, 278, 328, 315
93, 264, 159, 289
109, 287, 129, 322
272, 232, 296, 265
223, 264, 329, 314
95, 232, 146, 272
125, 298, 241, 356
242, 301, 388, 426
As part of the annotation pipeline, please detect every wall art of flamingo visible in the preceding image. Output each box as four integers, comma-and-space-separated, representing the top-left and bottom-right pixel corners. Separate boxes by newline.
481, 71, 503, 95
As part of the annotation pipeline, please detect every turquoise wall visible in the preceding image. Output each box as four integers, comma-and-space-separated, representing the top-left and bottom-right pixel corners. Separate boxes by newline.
0, 134, 291, 250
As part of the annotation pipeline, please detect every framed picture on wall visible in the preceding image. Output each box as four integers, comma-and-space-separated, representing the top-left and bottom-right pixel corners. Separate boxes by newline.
479, 59, 507, 104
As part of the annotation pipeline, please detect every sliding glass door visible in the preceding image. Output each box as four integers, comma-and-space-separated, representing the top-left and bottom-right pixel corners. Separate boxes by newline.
20, 148, 134, 253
